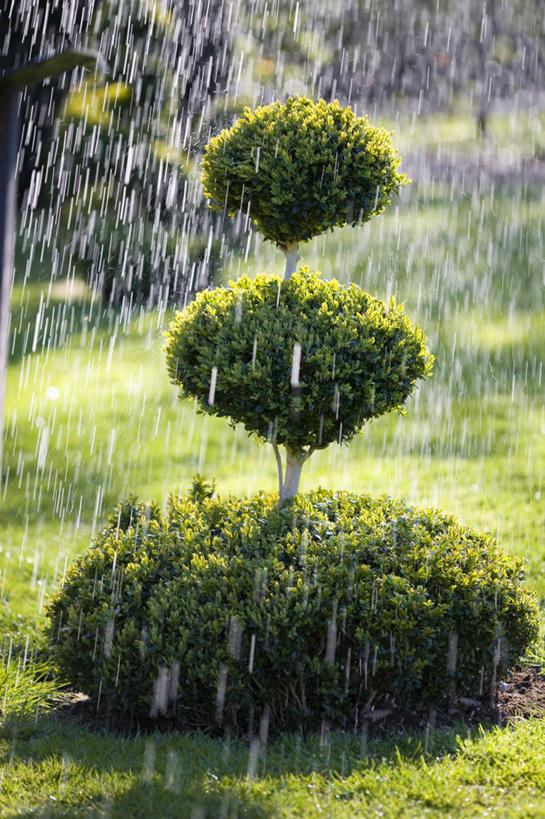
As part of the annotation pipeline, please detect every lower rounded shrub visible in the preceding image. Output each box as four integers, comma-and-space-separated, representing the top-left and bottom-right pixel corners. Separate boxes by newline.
48, 490, 539, 734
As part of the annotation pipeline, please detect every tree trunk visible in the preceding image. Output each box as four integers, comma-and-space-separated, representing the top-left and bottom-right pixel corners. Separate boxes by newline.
283, 242, 299, 280
274, 444, 309, 506
477, 106, 487, 138
279, 449, 305, 504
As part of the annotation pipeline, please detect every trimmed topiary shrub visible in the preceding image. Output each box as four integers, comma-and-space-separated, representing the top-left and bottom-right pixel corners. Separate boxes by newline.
48, 490, 539, 735
202, 96, 408, 277
49, 98, 531, 743
164, 268, 432, 503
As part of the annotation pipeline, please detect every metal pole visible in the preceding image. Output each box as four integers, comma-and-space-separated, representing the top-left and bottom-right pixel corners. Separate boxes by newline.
0, 84, 18, 486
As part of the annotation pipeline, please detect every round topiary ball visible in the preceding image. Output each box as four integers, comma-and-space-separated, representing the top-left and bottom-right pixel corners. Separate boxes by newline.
48, 490, 539, 734
202, 96, 408, 248
163, 268, 433, 454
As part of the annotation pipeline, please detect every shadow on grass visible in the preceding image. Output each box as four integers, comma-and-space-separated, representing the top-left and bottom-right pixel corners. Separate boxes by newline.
2, 708, 485, 819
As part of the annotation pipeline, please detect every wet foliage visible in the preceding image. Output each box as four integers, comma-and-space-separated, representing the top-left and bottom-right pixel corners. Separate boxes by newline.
164, 268, 432, 452
202, 96, 407, 247
48, 489, 538, 734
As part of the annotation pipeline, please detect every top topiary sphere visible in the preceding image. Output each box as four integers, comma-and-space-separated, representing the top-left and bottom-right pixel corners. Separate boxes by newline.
202, 96, 408, 250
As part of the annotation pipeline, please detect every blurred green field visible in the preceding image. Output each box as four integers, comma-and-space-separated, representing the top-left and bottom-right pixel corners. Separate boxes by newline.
388, 108, 545, 159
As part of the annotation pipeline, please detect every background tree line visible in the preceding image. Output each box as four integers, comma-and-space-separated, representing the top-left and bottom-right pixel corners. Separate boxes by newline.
2, 0, 543, 305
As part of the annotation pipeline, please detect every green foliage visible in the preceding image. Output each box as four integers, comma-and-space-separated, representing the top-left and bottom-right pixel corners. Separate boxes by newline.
202, 96, 408, 247
164, 269, 432, 453
189, 475, 217, 503
25, 0, 237, 306
0, 611, 47, 659
48, 490, 539, 734
0, 659, 58, 722
107, 495, 163, 532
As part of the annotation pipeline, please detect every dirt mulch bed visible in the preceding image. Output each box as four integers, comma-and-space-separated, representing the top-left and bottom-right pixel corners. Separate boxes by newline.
49, 667, 545, 739
360, 667, 545, 738
497, 667, 545, 722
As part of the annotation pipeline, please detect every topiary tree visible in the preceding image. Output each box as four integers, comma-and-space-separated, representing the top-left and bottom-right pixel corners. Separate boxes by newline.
168, 100, 426, 504
202, 96, 408, 278
48, 100, 541, 735
164, 269, 432, 504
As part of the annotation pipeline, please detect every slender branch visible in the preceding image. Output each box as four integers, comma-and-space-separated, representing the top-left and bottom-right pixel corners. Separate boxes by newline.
272, 443, 284, 495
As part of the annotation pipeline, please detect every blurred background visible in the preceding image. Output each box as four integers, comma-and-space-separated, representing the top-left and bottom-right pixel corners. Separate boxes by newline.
3, 0, 544, 305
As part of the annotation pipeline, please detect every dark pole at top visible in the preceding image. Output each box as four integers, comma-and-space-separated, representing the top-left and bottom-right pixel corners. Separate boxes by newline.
0, 50, 100, 485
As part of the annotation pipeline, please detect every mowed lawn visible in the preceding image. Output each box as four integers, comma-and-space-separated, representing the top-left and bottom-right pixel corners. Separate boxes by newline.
1, 181, 545, 816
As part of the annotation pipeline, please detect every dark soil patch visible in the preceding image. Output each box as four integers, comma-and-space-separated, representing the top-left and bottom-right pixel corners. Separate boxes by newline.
360, 667, 545, 739
497, 667, 545, 722
49, 667, 545, 740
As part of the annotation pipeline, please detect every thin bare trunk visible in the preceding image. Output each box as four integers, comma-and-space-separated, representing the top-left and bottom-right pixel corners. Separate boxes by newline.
281, 449, 305, 502
283, 242, 299, 280
275, 444, 315, 506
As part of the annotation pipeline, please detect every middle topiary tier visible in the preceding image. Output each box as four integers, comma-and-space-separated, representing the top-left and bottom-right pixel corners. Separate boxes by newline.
48, 490, 539, 735
164, 269, 432, 503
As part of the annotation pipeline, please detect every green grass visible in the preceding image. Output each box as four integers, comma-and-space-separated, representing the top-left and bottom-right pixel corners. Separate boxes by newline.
3, 714, 545, 816
375, 109, 545, 160
2, 180, 545, 815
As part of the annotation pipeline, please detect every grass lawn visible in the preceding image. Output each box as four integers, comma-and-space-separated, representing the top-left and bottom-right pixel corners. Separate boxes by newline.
1, 177, 545, 815
4, 713, 545, 817
386, 108, 545, 162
